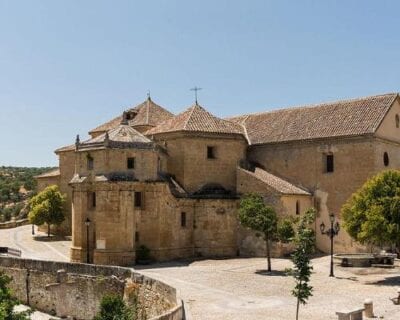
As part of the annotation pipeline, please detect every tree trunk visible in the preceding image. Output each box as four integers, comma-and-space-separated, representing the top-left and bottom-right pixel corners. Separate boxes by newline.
265, 232, 271, 272
296, 296, 300, 320
47, 224, 51, 237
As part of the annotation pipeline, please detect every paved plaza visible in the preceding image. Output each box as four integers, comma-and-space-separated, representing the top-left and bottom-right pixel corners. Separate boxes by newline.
2, 225, 400, 319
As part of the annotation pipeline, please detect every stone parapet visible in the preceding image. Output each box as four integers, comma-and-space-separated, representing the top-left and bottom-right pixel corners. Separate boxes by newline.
0, 256, 183, 320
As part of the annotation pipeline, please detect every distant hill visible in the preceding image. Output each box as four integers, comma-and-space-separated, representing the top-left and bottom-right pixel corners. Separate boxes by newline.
0, 166, 56, 222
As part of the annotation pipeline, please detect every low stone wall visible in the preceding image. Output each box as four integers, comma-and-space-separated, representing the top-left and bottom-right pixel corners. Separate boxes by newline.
0, 218, 29, 229
0, 257, 183, 320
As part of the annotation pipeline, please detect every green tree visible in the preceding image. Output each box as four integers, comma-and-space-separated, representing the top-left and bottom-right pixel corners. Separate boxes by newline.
342, 170, 400, 251
94, 294, 136, 320
28, 185, 65, 237
291, 208, 316, 320
0, 272, 30, 320
277, 217, 296, 243
239, 193, 277, 272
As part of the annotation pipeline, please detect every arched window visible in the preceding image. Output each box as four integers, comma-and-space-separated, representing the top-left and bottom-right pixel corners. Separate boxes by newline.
396, 114, 399, 128
384, 152, 389, 167
295, 200, 300, 215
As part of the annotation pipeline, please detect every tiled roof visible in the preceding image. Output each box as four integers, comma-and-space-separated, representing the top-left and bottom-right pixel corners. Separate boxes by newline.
55, 144, 75, 153
89, 98, 173, 134
146, 103, 244, 135
78, 123, 153, 151
238, 167, 311, 195
229, 93, 398, 145
35, 168, 60, 179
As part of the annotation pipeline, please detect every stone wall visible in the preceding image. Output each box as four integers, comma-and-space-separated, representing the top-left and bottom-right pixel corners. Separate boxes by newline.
153, 132, 247, 193
248, 136, 397, 253
0, 257, 182, 320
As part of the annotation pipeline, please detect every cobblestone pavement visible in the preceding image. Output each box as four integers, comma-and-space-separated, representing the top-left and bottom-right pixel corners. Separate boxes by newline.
138, 257, 400, 320
3, 226, 400, 319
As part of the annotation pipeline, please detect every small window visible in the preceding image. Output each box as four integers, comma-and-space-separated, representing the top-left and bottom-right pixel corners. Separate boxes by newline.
87, 155, 94, 170
207, 146, 216, 159
134, 192, 143, 208
325, 154, 334, 173
127, 157, 135, 169
135, 231, 139, 242
295, 200, 300, 215
88, 192, 96, 209
384, 152, 389, 166
396, 114, 399, 128
181, 212, 187, 227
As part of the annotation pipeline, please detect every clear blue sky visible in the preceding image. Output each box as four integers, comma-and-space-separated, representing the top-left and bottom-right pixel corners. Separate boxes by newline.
1, 1, 399, 167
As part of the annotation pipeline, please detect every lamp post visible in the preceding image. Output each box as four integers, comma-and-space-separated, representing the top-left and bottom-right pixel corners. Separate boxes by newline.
31, 224, 35, 235
85, 218, 91, 264
320, 213, 340, 277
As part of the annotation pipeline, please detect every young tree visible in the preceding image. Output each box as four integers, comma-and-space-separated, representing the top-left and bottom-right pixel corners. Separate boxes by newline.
28, 185, 65, 237
239, 193, 277, 272
291, 208, 316, 320
342, 170, 400, 252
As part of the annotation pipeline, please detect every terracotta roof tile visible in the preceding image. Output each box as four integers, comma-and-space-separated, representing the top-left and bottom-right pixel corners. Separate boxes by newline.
35, 168, 60, 179
89, 98, 173, 134
146, 103, 244, 135
238, 167, 311, 195
229, 93, 398, 145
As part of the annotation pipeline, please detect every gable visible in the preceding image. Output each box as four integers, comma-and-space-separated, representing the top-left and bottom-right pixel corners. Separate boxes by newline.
375, 96, 400, 143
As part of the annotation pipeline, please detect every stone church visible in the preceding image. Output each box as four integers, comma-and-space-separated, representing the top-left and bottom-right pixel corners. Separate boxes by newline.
36, 92, 400, 265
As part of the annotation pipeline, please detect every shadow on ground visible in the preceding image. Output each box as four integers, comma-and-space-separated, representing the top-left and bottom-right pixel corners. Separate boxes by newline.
255, 270, 288, 277
33, 235, 69, 242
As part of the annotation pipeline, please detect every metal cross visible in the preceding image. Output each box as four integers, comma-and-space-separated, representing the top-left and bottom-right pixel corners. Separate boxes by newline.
190, 86, 202, 104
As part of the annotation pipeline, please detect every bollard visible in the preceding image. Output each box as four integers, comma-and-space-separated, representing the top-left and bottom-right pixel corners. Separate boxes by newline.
364, 299, 374, 318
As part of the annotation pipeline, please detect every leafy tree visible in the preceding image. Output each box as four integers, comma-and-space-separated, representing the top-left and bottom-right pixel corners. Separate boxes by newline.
342, 170, 400, 251
94, 294, 137, 320
291, 208, 316, 320
28, 185, 65, 237
0, 272, 30, 320
277, 217, 296, 243
239, 193, 277, 272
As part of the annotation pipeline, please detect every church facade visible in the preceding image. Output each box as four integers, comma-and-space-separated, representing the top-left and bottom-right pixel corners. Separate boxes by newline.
36, 92, 400, 265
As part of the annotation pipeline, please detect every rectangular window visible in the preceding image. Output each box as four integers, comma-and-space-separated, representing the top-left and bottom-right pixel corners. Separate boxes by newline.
135, 231, 139, 242
127, 157, 135, 169
134, 192, 143, 208
87, 155, 94, 170
325, 154, 334, 173
207, 146, 216, 159
88, 192, 96, 209
181, 212, 187, 227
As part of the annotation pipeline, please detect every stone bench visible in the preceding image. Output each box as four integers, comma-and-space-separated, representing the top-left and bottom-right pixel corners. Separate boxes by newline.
336, 308, 364, 320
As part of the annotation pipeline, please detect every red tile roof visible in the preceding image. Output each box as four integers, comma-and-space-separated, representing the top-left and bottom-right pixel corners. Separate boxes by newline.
229, 93, 398, 145
238, 167, 311, 195
89, 98, 173, 135
146, 103, 244, 135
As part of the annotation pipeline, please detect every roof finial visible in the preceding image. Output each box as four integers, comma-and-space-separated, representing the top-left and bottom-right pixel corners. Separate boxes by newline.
147, 90, 151, 100
104, 131, 110, 147
75, 134, 80, 150
190, 86, 202, 105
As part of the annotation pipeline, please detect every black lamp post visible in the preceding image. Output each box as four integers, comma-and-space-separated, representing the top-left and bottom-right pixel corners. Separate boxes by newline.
320, 213, 340, 277
85, 218, 91, 264
31, 224, 35, 235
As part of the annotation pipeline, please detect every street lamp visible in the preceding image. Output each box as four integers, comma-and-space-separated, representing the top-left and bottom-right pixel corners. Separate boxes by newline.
85, 218, 91, 264
320, 213, 340, 277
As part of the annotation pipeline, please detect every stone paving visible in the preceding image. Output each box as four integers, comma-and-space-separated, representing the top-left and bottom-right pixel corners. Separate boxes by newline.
2, 226, 400, 319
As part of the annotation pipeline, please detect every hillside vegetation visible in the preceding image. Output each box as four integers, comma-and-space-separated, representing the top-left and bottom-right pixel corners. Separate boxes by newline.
0, 166, 56, 222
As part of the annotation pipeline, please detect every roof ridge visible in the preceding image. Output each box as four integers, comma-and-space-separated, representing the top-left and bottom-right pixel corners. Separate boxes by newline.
183, 104, 198, 129
227, 92, 398, 119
